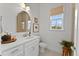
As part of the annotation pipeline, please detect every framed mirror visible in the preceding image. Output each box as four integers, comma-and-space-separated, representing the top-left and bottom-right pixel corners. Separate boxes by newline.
16, 11, 31, 32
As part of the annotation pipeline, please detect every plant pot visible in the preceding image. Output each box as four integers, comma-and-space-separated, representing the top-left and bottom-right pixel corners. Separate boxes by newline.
62, 47, 72, 56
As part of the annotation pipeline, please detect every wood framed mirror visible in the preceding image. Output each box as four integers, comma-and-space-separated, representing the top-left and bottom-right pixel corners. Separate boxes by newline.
16, 11, 30, 32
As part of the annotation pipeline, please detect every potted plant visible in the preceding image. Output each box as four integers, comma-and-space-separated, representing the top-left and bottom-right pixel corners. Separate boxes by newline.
60, 40, 75, 56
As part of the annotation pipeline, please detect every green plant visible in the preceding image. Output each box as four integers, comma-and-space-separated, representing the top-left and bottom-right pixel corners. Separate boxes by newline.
60, 40, 75, 49
60, 40, 75, 56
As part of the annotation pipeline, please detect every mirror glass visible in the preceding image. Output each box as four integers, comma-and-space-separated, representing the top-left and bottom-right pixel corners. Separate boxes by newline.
16, 11, 31, 32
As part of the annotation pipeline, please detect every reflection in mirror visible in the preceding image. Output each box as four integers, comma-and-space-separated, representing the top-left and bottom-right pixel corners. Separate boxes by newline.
16, 11, 31, 32
21, 21, 25, 30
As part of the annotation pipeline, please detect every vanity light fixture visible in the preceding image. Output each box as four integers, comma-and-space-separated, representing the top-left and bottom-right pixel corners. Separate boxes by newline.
20, 3, 26, 9
20, 3, 31, 17
24, 3, 31, 16
20, 3, 30, 11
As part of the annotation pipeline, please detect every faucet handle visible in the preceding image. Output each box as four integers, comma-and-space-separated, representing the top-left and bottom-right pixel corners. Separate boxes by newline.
23, 33, 27, 37
29, 32, 31, 36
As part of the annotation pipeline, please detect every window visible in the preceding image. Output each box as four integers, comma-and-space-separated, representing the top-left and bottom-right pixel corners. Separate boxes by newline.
50, 13, 64, 30
49, 6, 64, 30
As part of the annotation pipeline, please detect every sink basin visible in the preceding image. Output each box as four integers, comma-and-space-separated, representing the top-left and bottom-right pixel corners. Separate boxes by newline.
15, 33, 34, 40
25, 36, 34, 39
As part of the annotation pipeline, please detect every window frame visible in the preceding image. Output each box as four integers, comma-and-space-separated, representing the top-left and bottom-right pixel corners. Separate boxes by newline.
49, 13, 64, 30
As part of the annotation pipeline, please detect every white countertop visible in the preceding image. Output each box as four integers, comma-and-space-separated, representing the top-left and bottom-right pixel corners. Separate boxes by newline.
0, 35, 40, 55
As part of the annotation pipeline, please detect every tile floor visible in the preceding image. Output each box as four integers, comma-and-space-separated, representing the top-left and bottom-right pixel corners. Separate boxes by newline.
39, 48, 61, 56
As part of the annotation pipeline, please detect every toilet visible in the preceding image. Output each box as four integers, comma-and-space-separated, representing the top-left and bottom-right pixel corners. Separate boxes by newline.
39, 42, 47, 53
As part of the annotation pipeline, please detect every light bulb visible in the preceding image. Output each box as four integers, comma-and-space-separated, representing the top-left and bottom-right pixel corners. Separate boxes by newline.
20, 3, 25, 9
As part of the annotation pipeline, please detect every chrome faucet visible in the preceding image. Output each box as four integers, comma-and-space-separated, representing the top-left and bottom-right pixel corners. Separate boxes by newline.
28, 32, 31, 36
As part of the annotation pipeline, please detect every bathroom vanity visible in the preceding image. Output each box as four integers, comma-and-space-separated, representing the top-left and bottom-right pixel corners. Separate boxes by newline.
0, 35, 40, 56
0, 7, 40, 56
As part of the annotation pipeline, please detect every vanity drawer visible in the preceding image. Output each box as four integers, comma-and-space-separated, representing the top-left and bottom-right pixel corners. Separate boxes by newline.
26, 39, 39, 46
2, 45, 24, 56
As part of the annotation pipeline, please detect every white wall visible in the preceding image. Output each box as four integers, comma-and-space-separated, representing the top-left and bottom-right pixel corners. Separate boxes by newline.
29, 3, 40, 18
39, 3, 74, 54
29, 3, 40, 35
0, 3, 23, 33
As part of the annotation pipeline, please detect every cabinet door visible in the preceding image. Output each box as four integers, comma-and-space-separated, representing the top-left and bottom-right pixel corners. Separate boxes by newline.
32, 45, 39, 56
25, 39, 39, 56
2, 45, 24, 56
25, 45, 39, 56
25, 45, 34, 56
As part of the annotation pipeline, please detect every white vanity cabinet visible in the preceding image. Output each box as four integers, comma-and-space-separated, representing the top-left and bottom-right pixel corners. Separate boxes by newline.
2, 45, 24, 56
25, 39, 39, 56
1, 36, 40, 56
